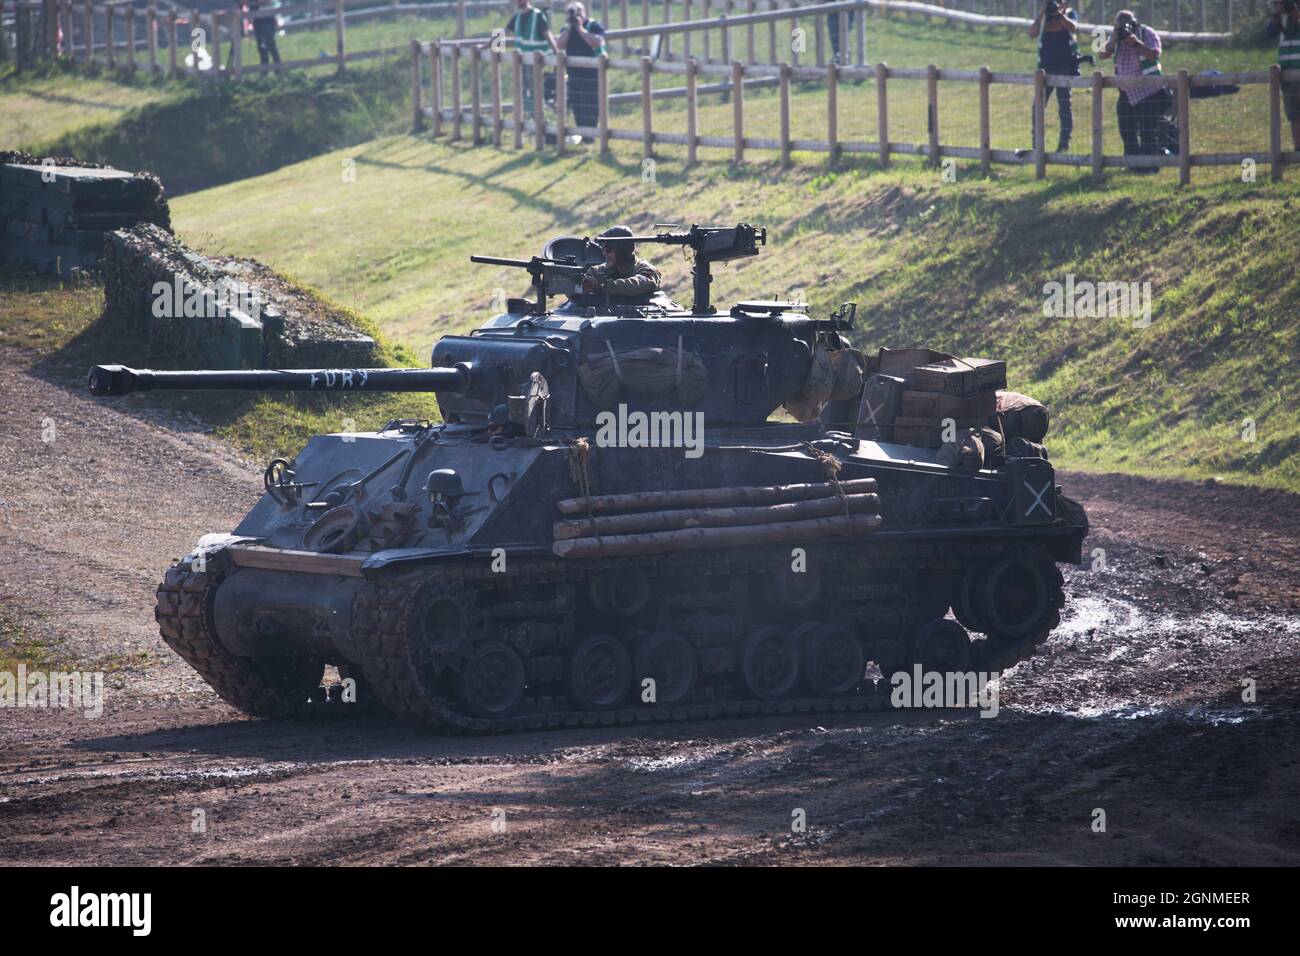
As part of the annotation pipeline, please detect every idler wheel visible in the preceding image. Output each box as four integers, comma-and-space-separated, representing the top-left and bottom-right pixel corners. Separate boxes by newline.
740, 626, 801, 700
457, 641, 527, 719
302, 505, 369, 554
912, 619, 972, 673
799, 622, 865, 696
981, 557, 1050, 638
567, 635, 632, 710
633, 632, 698, 707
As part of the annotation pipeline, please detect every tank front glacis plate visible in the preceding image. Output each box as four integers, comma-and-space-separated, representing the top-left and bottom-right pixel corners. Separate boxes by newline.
231, 429, 551, 560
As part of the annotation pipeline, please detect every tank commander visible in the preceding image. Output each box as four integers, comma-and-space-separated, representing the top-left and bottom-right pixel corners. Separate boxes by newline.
581, 226, 662, 297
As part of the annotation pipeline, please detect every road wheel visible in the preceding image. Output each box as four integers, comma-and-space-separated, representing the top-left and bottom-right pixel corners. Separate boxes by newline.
567, 635, 632, 710
800, 622, 865, 696
912, 619, 972, 673
457, 641, 527, 719
633, 632, 698, 707
740, 626, 801, 700
981, 557, 1051, 638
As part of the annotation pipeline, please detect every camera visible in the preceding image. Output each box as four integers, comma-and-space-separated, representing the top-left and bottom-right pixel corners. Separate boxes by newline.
1114, 17, 1138, 41
1043, 0, 1063, 19
1284, 0, 1299, 14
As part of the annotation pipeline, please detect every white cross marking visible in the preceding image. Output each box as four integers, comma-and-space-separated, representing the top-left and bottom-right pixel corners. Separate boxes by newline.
860, 397, 883, 426
1025, 479, 1053, 517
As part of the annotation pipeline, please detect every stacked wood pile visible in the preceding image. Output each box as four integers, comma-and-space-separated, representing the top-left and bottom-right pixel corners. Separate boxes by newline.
553, 477, 880, 558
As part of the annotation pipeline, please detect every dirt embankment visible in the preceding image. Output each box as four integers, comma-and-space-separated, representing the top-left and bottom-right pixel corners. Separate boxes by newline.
1, 350, 1297, 866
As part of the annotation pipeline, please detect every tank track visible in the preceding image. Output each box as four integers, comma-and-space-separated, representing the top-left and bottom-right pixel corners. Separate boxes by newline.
156, 564, 330, 718
350, 539, 1065, 734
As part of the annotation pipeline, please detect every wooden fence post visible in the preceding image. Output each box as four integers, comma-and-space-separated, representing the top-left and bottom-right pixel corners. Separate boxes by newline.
83, 0, 92, 64
61, 0, 72, 59
1033, 68, 1046, 178
779, 61, 791, 166
702, 0, 711, 63
191, 8, 200, 78
335, 0, 345, 72
208, 11, 218, 75
746, 0, 755, 65
412, 40, 425, 131
856, 4, 865, 66
814, 10, 824, 67
231, 3, 241, 80
732, 59, 744, 163
533, 50, 545, 151
168, 10, 177, 74
621, 0, 629, 54
686, 55, 698, 164
684, 0, 692, 60
1270, 63, 1283, 182
1176, 69, 1190, 185
1091, 70, 1104, 181
492, 48, 503, 147
876, 61, 889, 166
472, 44, 484, 146
512, 50, 524, 148
641, 55, 654, 158
105, 3, 114, 69
827, 60, 839, 164
127, 5, 137, 72
927, 63, 939, 165
451, 44, 462, 141
555, 50, 567, 153
766, 4, 776, 66
598, 52, 610, 153
456, 0, 465, 37
979, 65, 991, 174
148, 5, 158, 74
433, 41, 444, 137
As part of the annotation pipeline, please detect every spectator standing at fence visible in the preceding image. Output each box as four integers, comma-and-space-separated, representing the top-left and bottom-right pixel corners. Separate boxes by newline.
1268, 0, 1300, 150
1024, 1, 1081, 154
1100, 11, 1174, 173
505, 0, 560, 120
249, 0, 282, 68
557, 2, 606, 138
820, 0, 856, 65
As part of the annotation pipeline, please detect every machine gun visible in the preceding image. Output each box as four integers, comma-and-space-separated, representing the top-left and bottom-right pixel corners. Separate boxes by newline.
595, 222, 767, 315
471, 223, 767, 317
467, 254, 590, 316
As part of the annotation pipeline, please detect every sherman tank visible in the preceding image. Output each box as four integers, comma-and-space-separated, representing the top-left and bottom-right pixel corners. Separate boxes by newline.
88, 223, 1087, 732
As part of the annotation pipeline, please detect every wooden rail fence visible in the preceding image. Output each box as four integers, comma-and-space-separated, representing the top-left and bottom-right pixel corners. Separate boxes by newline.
4, 0, 1244, 75
412, 15, 1298, 185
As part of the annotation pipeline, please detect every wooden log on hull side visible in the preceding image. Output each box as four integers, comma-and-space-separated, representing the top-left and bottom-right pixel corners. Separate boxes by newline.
554, 492, 880, 540
556, 478, 878, 516
552, 513, 884, 559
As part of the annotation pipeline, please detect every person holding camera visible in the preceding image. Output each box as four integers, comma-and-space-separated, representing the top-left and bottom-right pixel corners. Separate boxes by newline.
557, 2, 606, 137
1025, 0, 1083, 154
1100, 10, 1174, 171
1268, 0, 1300, 150
504, 0, 559, 120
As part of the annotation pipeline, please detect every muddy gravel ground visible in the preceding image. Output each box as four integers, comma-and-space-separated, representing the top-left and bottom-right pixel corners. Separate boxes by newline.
1, 348, 1298, 866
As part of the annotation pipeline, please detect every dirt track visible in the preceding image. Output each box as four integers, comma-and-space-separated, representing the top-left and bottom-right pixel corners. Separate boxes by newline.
2, 348, 1298, 866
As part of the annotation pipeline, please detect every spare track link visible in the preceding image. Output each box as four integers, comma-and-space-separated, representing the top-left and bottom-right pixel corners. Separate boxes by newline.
351, 541, 1064, 734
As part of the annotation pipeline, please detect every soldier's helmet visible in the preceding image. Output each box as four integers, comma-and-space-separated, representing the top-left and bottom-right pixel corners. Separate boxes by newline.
597, 225, 636, 263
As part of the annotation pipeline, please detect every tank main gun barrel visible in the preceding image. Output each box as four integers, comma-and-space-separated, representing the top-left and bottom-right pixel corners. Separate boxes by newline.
87, 364, 473, 397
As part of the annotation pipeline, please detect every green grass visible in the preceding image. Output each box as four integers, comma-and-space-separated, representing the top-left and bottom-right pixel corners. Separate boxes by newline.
0, 62, 182, 151
169, 134, 1300, 492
